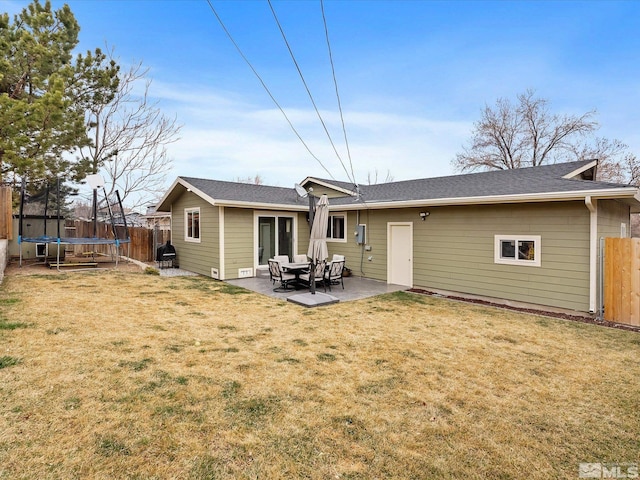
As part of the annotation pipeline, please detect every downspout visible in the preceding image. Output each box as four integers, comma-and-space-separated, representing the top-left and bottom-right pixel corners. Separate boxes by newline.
219, 206, 225, 280
585, 196, 597, 313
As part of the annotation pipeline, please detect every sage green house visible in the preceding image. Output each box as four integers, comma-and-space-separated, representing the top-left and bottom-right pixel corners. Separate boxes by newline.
156, 160, 640, 314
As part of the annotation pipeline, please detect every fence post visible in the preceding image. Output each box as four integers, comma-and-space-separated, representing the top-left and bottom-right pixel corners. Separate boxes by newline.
0, 186, 12, 240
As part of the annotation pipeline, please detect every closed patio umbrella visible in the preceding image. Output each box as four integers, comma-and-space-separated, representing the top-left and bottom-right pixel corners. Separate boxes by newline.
307, 194, 329, 294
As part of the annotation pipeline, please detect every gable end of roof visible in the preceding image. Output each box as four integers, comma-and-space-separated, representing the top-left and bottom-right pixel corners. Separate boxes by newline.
562, 159, 598, 180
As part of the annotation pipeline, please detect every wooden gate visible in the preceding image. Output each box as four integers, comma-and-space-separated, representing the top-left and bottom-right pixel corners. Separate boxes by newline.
604, 237, 640, 326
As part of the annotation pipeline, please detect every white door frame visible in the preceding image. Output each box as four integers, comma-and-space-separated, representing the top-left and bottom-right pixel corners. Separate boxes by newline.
387, 222, 413, 287
253, 211, 297, 269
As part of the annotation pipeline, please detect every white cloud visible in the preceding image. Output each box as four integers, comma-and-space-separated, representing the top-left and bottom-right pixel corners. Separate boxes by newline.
158, 82, 471, 189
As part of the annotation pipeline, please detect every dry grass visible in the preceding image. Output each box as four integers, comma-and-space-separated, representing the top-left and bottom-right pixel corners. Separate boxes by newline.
0, 270, 638, 479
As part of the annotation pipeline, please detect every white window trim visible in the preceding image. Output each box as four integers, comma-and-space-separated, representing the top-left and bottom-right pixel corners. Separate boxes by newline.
494, 235, 541, 267
327, 212, 347, 243
185, 207, 201, 243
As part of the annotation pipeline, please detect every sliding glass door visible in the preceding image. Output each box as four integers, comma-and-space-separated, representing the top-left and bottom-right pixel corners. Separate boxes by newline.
258, 215, 293, 265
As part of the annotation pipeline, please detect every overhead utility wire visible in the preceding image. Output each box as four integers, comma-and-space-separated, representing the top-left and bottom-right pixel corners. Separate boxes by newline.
320, 0, 357, 189
204, 0, 335, 180
267, 0, 354, 185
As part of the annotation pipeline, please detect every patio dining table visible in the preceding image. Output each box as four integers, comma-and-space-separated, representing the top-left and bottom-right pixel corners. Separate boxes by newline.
280, 262, 311, 289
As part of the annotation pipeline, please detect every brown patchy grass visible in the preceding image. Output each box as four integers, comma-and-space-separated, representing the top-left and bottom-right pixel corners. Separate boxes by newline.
0, 270, 638, 479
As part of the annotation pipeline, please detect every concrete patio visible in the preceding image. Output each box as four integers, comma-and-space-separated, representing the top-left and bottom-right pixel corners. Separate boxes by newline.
226, 274, 407, 303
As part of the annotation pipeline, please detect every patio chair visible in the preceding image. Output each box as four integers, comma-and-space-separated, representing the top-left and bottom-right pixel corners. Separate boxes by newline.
273, 255, 290, 273
299, 260, 327, 291
324, 259, 345, 291
268, 259, 295, 291
274, 254, 289, 264
332, 254, 345, 262
293, 254, 308, 263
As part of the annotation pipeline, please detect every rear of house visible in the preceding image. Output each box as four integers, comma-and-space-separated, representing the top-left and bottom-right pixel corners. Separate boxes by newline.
157, 160, 640, 315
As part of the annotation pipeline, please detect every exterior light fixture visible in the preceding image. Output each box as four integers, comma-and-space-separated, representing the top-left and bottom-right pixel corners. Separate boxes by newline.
419, 212, 429, 220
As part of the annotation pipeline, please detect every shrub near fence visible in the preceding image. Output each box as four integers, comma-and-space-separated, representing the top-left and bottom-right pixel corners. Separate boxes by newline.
64, 220, 170, 263
604, 237, 640, 326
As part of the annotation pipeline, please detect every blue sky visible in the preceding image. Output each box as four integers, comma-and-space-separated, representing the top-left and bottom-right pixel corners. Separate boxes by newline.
4, 0, 640, 194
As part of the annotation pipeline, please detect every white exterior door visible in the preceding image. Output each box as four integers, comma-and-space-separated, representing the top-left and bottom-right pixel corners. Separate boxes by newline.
387, 222, 413, 287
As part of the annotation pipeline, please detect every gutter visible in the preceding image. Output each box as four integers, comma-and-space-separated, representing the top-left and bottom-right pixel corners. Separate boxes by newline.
330, 187, 640, 211
585, 196, 597, 313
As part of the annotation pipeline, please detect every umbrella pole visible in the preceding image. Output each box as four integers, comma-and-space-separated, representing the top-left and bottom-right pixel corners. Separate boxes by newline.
309, 193, 316, 295
310, 262, 316, 294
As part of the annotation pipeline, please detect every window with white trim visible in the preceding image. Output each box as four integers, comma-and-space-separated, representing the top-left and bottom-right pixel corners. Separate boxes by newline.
327, 213, 346, 241
494, 235, 541, 267
185, 207, 200, 242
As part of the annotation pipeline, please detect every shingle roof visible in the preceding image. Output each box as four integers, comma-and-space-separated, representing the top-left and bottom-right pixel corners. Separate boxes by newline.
176, 160, 637, 210
330, 160, 632, 205
179, 177, 307, 207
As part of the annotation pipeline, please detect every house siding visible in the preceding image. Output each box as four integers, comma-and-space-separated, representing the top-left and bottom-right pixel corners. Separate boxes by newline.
414, 202, 591, 311
332, 202, 592, 312
297, 212, 310, 258
597, 199, 630, 238
172, 191, 219, 277
223, 207, 254, 279
323, 210, 378, 277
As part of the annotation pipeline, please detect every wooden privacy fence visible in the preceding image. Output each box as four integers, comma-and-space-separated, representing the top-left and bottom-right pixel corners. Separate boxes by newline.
0, 186, 12, 240
64, 220, 170, 263
604, 237, 640, 326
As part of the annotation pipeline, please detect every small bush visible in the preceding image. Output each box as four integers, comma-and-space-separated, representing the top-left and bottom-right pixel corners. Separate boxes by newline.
144, 267, 160, 275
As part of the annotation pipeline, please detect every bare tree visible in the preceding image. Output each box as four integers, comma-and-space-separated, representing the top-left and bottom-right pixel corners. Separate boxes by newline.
565, 136, 638, 184
235, 174, 264, 185
453, 89, 600, 172
366, 169, 394, 185
79, 57, 181, 210
455, 90, 640, 235
72, 200, 93, 220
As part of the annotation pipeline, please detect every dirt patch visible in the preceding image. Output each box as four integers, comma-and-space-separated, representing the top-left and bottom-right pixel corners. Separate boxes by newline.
408, 288, 640, 333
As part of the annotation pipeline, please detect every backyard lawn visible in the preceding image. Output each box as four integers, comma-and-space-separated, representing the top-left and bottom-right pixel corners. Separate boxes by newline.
0, 270, 638, 479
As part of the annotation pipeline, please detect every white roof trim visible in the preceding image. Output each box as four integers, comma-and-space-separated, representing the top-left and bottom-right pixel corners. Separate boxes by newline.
155, 176, 183, 210
333, 187, 640, 211
562, 160, 598, 179
300, 177, 357, 196
213, 199, 309, 211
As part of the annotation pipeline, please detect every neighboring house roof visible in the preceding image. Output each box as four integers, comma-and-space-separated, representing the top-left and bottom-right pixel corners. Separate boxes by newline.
141, 207, 170, 219
156, 160, 640, 213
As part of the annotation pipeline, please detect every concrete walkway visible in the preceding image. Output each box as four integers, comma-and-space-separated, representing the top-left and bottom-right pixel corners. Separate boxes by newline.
226, 274, 407, 302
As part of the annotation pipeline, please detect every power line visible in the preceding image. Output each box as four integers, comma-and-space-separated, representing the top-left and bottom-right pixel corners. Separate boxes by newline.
317, 0, 368, 210
320, 0, 358, 189
204, 0, 336, 180
267, 0, 354, 185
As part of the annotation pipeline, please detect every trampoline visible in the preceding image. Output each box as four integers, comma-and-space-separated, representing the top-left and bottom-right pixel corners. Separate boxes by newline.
18, 176, 131, 271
